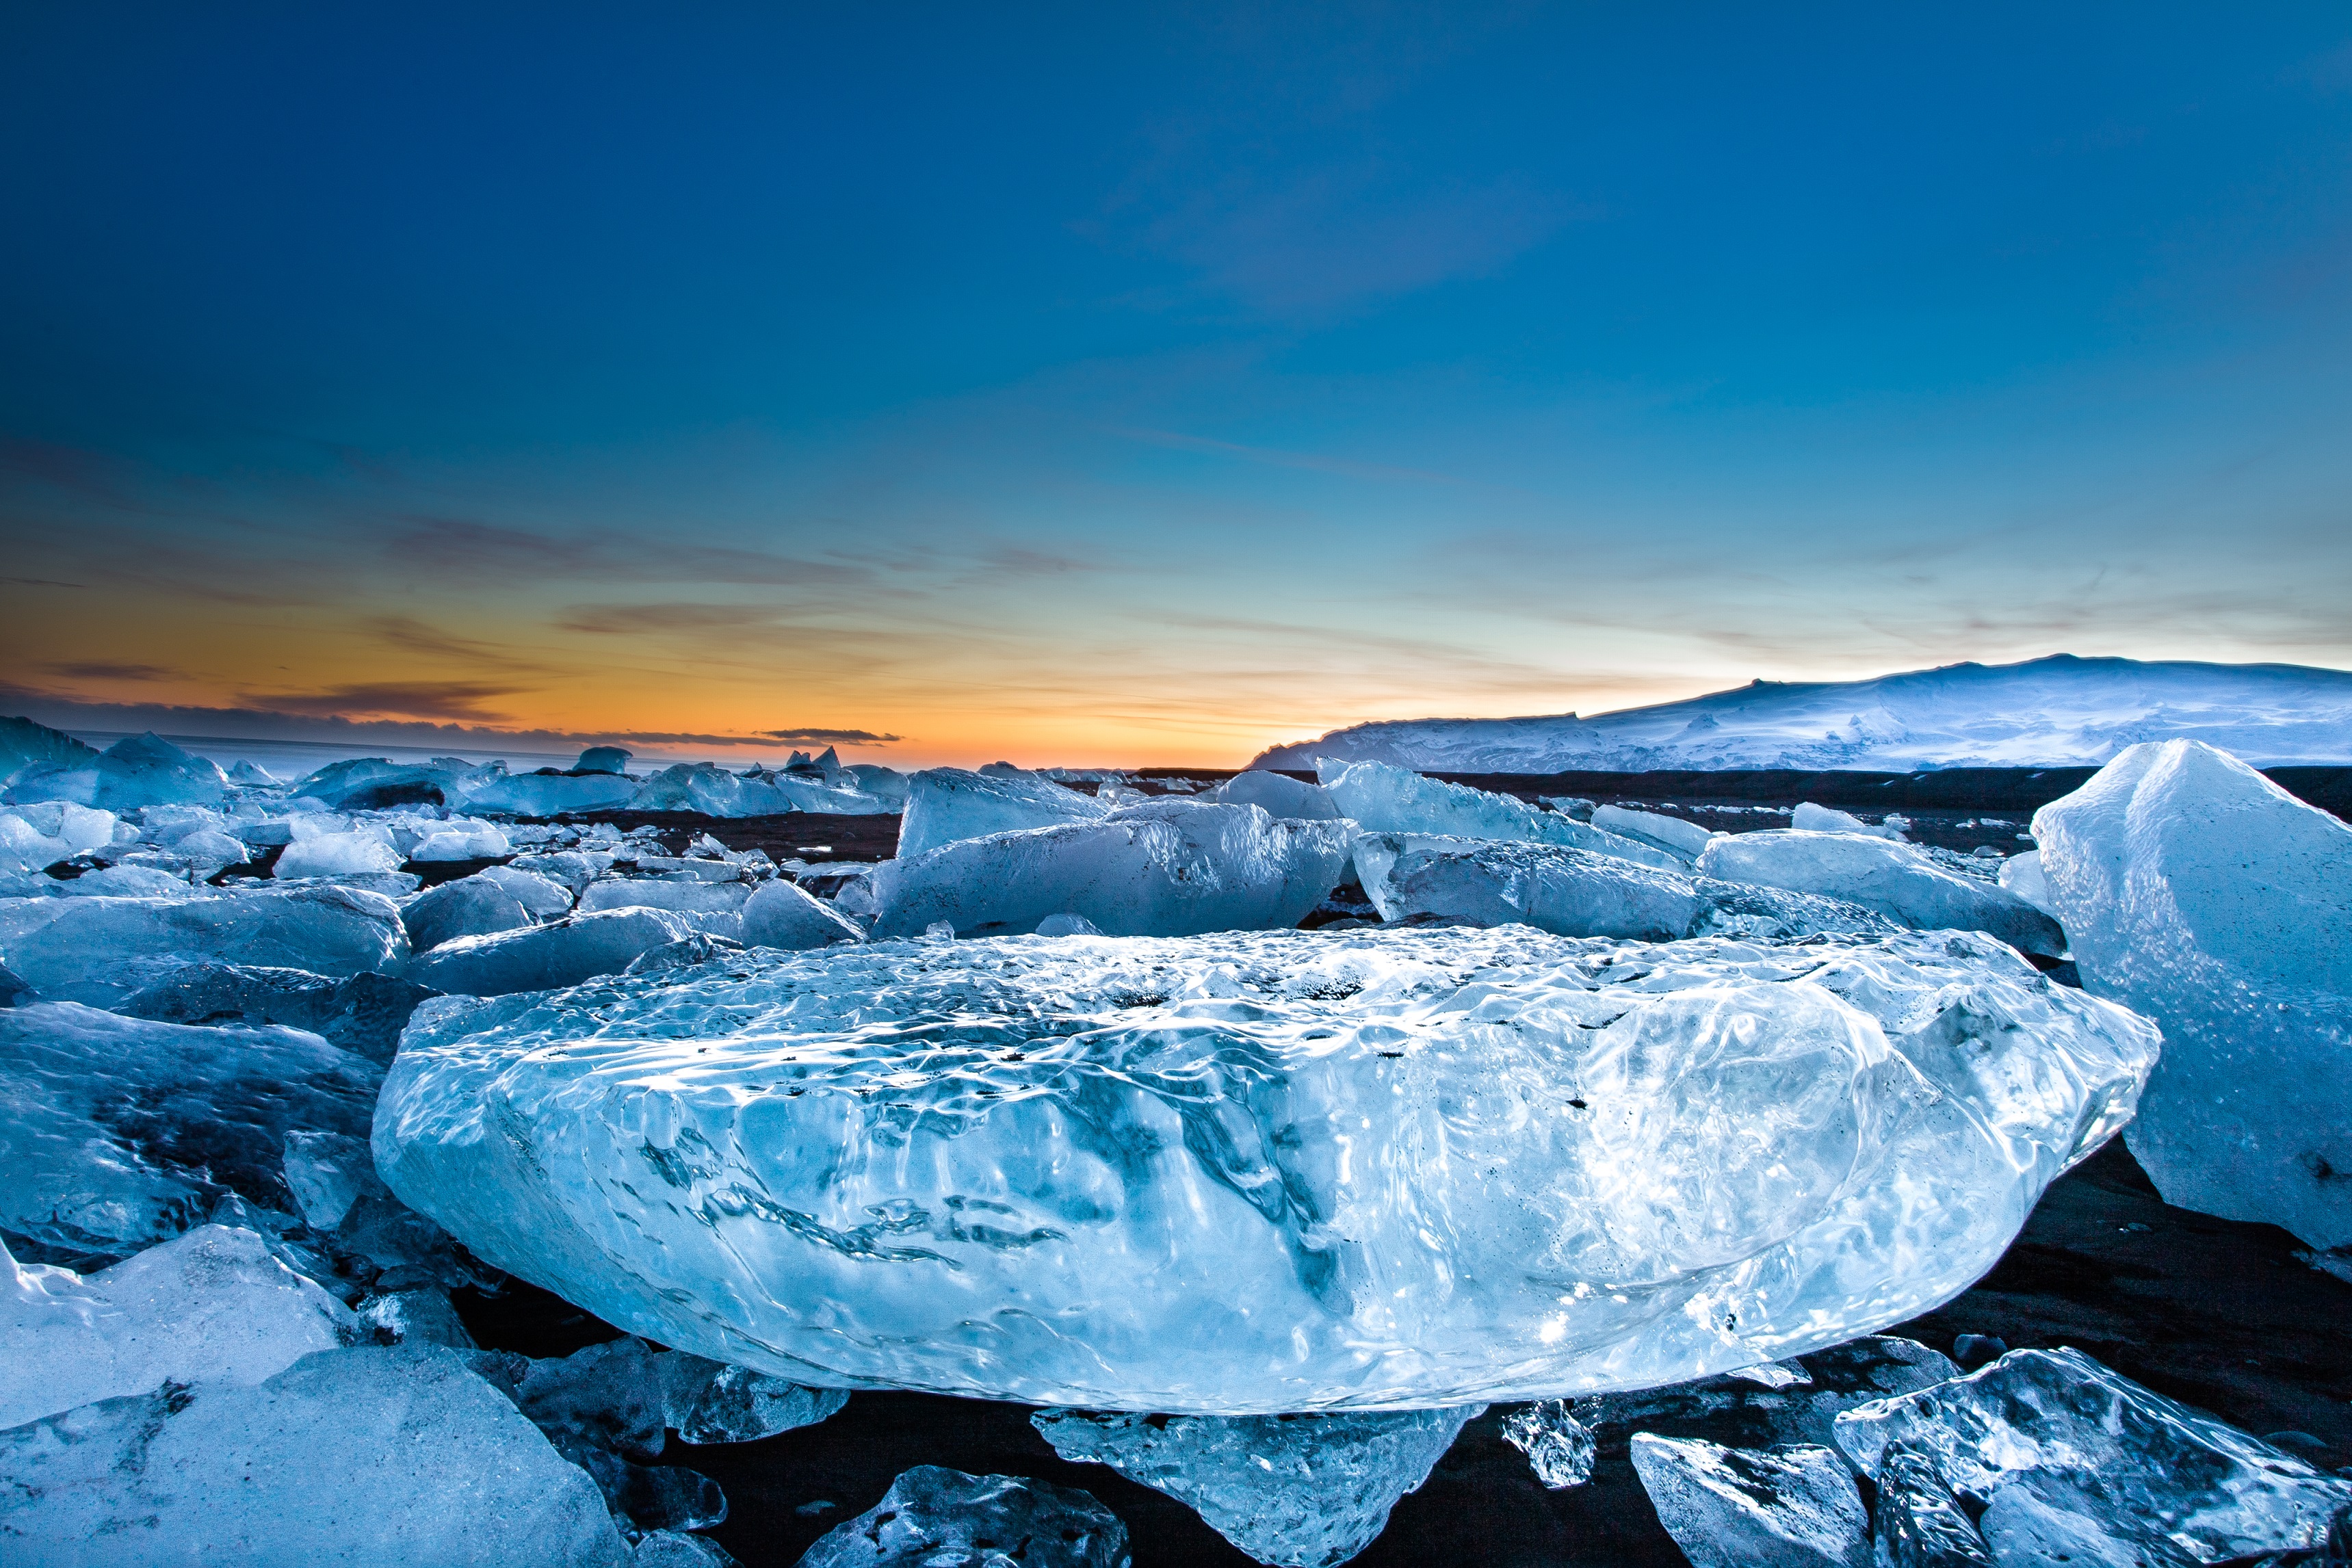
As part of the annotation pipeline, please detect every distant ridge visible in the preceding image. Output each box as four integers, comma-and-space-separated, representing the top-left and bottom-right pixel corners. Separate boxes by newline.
1250, 655, 2352, 772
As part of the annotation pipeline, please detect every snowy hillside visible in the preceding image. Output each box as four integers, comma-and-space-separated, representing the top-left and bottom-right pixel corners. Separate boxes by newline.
1251, 655, 2352, 773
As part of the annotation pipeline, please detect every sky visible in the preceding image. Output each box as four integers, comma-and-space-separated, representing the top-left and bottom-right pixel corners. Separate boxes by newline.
3, 4, 2350, 768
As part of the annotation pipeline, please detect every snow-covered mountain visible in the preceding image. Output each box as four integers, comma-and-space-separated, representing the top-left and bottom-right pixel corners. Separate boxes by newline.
1251, 655, 2352, 773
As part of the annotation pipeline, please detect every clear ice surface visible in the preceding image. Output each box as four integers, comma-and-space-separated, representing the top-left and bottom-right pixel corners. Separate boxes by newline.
2, 733, 229, 811
1630, 1435, 1868, 1568
2031, 740, 2352, 1249
0, 1001, 378, 1254
1032, 1404, 1474, 1566
374, 927, 2156, 1412
274, 822, 404, 879
742, 879, 866, 950
0, 1223, 355, 1429
0, 1345, 628, 1567
575, 746, 635, 774
1317, 760, 1682, 869
480, 861, 579, 917
1830, 1346, 2352, 1563
405, 906, 700, 997
0, 884, 408, 1006
896, 766, 1111, 860
1695, 831, 2065, 956
1212, 770, 1343, 820
797, 1465, 1129, 1568
1500, 1399, 1597, 1488
1573, 1336, 1961, 1454
636, 1532, 740, 1567
403, 874, 536, 952
869, 801, 1352, 939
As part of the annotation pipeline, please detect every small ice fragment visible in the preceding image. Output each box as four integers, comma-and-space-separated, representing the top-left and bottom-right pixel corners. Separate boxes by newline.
1500, 1400, 1596, 1489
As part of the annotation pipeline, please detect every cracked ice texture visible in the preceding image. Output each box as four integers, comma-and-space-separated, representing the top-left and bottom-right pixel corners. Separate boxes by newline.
376, 927, 2156, 1413
2032, 740, 2352, 1251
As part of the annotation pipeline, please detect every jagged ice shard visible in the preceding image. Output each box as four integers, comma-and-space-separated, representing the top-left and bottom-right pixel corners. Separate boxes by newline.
376, 926, 2157, 1413
2031, 739, 2352, 1251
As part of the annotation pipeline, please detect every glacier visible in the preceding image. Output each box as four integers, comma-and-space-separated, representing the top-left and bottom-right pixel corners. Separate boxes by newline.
2030, 739, 2352, 1251
1253, 654, 2352, 772
374, 926, 2156, 1413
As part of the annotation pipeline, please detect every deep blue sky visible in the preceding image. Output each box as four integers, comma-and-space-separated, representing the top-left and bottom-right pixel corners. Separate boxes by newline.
4, 4, 2348, 763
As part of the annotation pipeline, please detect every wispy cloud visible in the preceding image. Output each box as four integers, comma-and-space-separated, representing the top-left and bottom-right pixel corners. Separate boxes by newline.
761, 727, 904, 744
389, 518, 874, 589
233, 681, 525, 722
45, 661, 173, 681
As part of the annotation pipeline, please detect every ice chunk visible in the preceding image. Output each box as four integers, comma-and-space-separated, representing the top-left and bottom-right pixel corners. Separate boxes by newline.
576, 746, 633, 774
0, 1224, 355, 1428
87, 732, 228, 809
1831, 1346, 2352, 1562
1996, 848, 2054, 915
376, 927, 2157, 1412
846, 763, 909, 807
173, 825, 253, 870
405, 907, 699, 996
1501, 1400, 1596, 1489
228, 759, 278, 785
1213, 770, 1343, 820
0, 1002, 379, 1255
0, 1344, 629, 1566
117, 961, 438, 1063
1319, 759, 1682, 868
799, 1466, 1128, 1568
0, 884, 408, 1006
0, 714, 99, 779
480, 862, 577, 917
469, 770, 642, 817
741, 879, 865, 950
1032, 1404, 1472, 1566
2030, 740, 2352, 1249
629, 762, 781, 815
1793, 802, 1906, 841
508, 849, 612, 896
276, 822, 403, 880
1871, 1446, 1994, 1567
290, 757, 471, 811
1592, 805, 1714, 859
412, 818, 513, 861
871, 801, 1351, 939
1354, 834, 1702, 939
53, 863, 194, 896
404, 874, 536, 952
657, 1349, 848, 1443
1689, 880, 1902, 943
1695, 831, 2065, 957
896, 766, 1110, 859
1630, 1435, 1868, 1568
